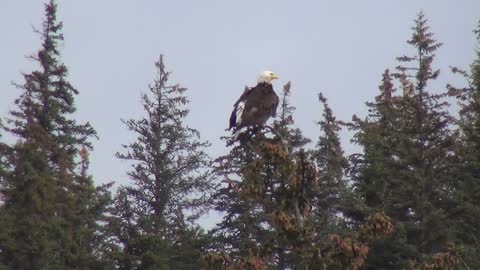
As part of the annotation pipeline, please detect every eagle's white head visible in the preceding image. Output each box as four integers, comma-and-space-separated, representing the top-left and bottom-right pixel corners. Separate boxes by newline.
258, 70, 279, 84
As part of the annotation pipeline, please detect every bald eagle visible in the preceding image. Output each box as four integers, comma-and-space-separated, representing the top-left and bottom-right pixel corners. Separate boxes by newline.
229, 71, 280, 138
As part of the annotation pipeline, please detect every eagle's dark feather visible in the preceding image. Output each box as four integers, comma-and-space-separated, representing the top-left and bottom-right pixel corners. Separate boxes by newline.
229, 82, 279, 130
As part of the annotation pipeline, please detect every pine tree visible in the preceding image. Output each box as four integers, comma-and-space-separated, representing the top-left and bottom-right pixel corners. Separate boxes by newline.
107, 55, 211, 269
348, 13, 461, 269
0, 1, 109, 268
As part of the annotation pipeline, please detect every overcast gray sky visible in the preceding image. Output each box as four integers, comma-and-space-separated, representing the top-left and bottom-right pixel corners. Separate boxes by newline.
1, 1, 479, 225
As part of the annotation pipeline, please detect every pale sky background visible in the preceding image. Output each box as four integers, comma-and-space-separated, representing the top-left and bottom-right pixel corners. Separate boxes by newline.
1, 1, 479, 227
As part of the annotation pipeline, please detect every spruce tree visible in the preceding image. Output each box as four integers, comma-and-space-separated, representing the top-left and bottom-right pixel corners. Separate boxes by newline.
0, 124, 7, 197
206, 85, 393, 270
446, 19, 480, 269
0, 125, 10, 270
348, 13, 461, 269
72, 147, 114, 269
0, 1, 109, 268
393, 13, 459, 264
209, 83, 315, 268
309, 93, 354, 239
107, 55, 211, 269
348, 69, 417, 269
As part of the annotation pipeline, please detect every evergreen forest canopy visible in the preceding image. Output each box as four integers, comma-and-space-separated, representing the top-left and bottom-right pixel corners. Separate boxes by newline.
1, 1, 479, 269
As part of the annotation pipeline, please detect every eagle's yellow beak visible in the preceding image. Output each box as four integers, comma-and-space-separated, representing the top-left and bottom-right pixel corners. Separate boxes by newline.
271, 73, 279, 80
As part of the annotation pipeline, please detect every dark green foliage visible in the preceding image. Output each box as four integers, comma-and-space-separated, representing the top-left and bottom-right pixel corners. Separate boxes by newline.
0, 140, 62, 269
210, 83, 315, 268
209, 84, 298, 261
207, 85, 395, 270
445, 19, 480, 270
0, 1, 110, 269
106, 55, 212, 269
315, 94, 346, 194
73, 148, 115, 269
347, 12, 461, 269
309, 93, 352, 239
2, 3, 479, 269
0, 122, 7, 200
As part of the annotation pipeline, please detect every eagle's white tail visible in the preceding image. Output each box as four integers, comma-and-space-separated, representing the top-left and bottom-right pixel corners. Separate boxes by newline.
233, 128, 245, 141
235, 101, 246, 126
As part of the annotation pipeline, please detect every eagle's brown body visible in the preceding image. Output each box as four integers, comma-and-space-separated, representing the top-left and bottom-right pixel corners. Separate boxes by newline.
229, 82, 279, 130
